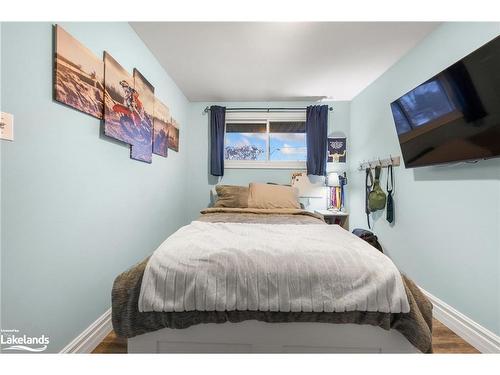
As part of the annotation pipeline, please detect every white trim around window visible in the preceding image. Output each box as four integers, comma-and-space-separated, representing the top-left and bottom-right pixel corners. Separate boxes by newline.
225, 110, 307, 169
225, 111, 306, 122
225, 160, 307, 169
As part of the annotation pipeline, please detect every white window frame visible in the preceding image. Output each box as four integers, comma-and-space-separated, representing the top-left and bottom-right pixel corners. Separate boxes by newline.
224, 111, 307, 169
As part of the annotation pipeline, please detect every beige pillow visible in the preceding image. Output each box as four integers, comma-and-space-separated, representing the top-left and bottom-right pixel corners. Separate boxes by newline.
247, 183, 300, 209
213, 185, 249, 208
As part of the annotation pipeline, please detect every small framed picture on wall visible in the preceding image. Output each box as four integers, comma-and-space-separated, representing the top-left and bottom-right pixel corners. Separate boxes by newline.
328, 137, 347, 163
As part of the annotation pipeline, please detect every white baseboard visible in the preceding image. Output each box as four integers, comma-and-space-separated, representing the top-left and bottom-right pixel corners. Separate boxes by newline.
60, 308, 112, 353
420, 288, 500, 353
58, 291, 500, 354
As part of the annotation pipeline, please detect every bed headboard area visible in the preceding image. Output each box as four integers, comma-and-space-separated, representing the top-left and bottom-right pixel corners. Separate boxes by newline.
291, 172, 327, 210
209, 172, 327, 210
291, 172, 326, 198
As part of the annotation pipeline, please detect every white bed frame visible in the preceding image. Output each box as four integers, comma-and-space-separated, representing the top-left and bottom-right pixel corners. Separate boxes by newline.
128, 321, 419, 353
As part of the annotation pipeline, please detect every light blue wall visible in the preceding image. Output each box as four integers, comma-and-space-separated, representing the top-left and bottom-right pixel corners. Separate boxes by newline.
186, 101, 350, 221
0, 22, 190, 352
0, 22, 3, 331
349, 22, 500, 335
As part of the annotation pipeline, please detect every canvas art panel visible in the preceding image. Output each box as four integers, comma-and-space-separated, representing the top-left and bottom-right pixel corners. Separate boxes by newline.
328, 137, 347, 162
103, 51, 133, 143
131, 68, 154, 163
54, 25, 104, 119
168, 119, 180, 152
152, 98, 170, 157
103, 52, 153, 163
0, 112, 14, 141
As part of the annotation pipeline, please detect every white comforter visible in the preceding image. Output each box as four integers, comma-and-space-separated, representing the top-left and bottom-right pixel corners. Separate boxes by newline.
139, 222, 410, 313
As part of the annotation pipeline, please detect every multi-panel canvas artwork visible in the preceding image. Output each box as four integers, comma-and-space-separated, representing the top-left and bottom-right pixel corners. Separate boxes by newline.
152, 98, 170, 157
53, 25, 180, 163
54, 25, 104, 119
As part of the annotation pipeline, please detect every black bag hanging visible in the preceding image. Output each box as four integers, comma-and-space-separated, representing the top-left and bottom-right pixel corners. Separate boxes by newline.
386, 164, 394, 223
365, 168, 373, 229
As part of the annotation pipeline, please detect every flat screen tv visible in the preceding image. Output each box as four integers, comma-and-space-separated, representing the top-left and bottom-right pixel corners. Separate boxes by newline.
390, 36, 500, 168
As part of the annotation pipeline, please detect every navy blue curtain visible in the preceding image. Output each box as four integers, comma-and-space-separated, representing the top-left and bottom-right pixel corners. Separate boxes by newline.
210, 105, 226, 176
306, 105, 328, 176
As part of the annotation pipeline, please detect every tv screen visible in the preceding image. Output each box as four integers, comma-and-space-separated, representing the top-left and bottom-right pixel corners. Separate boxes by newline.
390, 36, 500, 168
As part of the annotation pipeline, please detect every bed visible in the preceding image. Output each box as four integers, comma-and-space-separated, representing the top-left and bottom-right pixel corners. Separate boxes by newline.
112, 206, 433, 353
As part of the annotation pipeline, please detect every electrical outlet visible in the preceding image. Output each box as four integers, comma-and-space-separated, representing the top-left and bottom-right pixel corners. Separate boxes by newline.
0, 112, 14, 141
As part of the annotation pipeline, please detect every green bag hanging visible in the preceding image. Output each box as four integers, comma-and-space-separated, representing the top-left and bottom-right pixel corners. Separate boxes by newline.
368, 166, 387, 212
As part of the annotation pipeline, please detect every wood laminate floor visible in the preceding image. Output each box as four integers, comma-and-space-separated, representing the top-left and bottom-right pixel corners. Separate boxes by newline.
92, 318, 479, 354
431, 319, 479, 353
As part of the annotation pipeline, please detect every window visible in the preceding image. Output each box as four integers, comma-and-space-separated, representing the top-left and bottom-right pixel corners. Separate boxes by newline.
225, 122, 267, 161
224, 111, 307, 169
269, 121, 306, 161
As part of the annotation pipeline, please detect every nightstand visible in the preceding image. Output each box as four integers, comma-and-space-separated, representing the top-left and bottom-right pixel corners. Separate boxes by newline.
314, 209, 349, 230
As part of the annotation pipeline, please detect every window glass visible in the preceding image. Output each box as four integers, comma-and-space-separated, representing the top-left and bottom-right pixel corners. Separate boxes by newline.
269, 121, 306, 161
224, 123, 267, 161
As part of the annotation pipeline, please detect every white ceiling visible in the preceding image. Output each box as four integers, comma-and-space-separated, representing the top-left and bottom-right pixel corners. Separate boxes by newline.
131, 22, 439, 102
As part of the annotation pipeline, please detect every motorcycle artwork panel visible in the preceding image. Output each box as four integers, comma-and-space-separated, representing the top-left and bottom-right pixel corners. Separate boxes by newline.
131, 69, 154, 163
103, 52, 153, 163
152, 97, 170, 157
54, 25, 104, 119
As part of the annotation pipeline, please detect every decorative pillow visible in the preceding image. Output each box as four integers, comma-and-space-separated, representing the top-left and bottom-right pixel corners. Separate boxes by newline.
213, 185, 249, 208
247, 182, 300, 209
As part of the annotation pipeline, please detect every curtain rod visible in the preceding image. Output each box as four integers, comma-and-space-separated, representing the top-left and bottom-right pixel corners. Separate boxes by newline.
203, 106, 333, 114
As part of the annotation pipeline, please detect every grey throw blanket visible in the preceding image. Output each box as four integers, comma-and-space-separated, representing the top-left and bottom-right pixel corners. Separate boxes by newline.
112, 209, 433, 353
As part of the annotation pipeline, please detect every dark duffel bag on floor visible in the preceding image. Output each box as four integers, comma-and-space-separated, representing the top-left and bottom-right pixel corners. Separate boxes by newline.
352, 228, 383, 253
